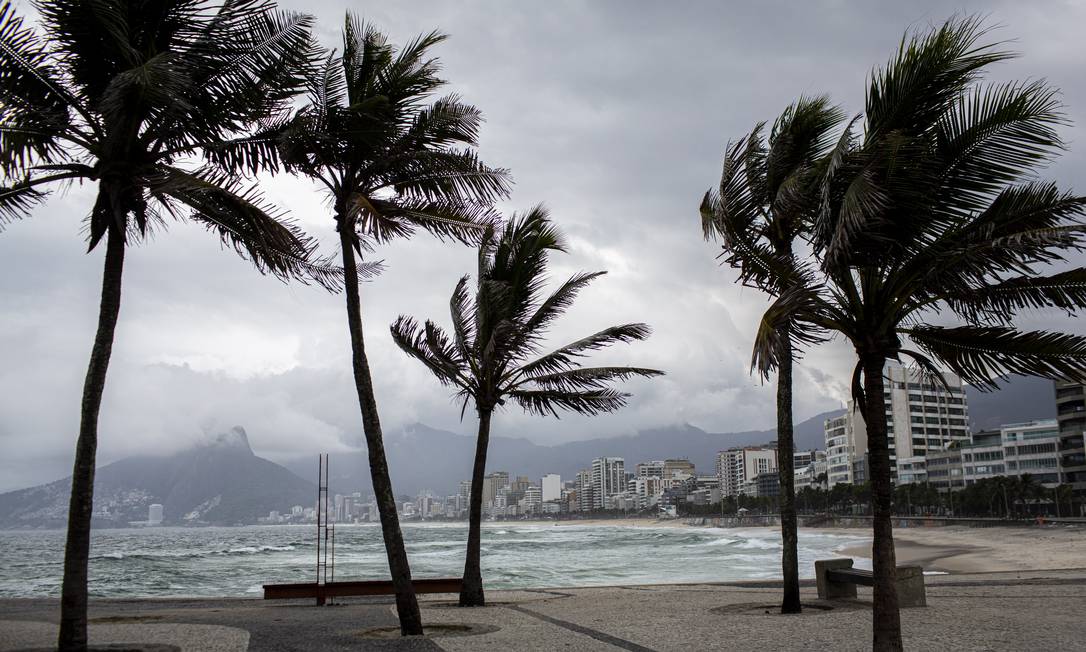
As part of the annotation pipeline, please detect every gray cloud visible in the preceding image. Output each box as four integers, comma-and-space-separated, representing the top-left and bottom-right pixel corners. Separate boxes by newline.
3, 0, 1086, 490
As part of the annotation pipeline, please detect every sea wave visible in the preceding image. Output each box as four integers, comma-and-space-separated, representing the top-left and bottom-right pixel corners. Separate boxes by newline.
690, 537, 738, 547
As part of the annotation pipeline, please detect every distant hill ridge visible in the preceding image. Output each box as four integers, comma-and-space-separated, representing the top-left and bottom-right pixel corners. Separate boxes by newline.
0, 426, 314, 529
289, 374, 1057, 496
287, 411, 841, 498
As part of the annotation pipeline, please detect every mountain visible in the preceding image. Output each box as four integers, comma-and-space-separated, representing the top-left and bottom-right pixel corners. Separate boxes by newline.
288, 375, 1058, 497
285, 411, 840, 498
0, 427, 315, 529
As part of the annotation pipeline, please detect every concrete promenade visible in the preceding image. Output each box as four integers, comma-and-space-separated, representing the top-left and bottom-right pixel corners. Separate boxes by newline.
3, 568, 1085, 651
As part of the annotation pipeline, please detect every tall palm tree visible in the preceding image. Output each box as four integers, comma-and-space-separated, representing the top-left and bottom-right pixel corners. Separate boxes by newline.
390, 207, 662, 606
0, 2, 336, 649
747, 18, 1086, 650
279, 15, 509, 633
700, 96, 844, 613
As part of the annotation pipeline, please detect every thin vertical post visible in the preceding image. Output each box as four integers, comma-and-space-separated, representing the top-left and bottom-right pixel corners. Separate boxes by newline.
315, 453, 329, 605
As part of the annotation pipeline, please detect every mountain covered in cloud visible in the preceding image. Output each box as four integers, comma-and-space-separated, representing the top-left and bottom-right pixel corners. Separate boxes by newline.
285, 412, 840, 498
0, 427, 314, 529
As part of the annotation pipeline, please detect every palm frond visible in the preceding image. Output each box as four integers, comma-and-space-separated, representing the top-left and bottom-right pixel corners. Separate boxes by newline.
0, 0, 82, 174
507, 387, 630, 418
154, 166, 344, 290
865, 16, 1013, 140
750, 281, 835, 377
905, 325, 1086, 390
944, 268, 1086, 322
448, 275, 476, 358
355, 195, 499, 246
934, 79, 1065, 218
0, 177, 45, 225
381, 148, 511, 205
389, 315, 466, 387
521, 366, 663, 392
517, 324, 654, 378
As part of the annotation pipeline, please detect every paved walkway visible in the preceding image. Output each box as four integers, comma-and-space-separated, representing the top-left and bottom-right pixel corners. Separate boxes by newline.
3, 569, 1085, 651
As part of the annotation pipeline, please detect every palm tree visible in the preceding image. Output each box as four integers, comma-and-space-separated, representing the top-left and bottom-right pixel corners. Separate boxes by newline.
390, 207, 662, 606
744, 18, 1086, 651
0, 2, 339, 649
279, 15, 509, 633
700, 96, 844, 614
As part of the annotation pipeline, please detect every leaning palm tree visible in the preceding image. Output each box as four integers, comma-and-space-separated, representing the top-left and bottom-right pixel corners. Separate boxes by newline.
700, 96, 844, 614
0, 2, 336, 649
279, 15, 509, 633
747, 18, 1086, 650
390, 207, 662, 606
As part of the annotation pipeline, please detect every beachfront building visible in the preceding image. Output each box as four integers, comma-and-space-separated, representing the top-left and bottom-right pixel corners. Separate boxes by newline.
576, 468, 594, 511
825, 365, 969, 486
541, 474, 561, 502
748, 471, 780, 498
1054, 380, 1086, 489
794, 451, 828, 491
629, 476, 664, 509
896, 456, 927, 485
636, 460, 665, 479
825, 410, 863, 486
663, 459, 696, 488
591, 457, 626, 509
962, 420, 1064, 487
482, 471, 510, 514
717, 447, 777, 497
925, 447, 965, 492
521, 486, 542, 514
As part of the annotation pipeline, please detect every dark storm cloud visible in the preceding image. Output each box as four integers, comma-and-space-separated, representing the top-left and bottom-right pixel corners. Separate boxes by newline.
3, 0, 1085, 490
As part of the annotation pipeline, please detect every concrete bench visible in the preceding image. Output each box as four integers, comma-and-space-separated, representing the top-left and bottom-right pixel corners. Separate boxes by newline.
815, 558, 926, 607
263, 578, 463, 604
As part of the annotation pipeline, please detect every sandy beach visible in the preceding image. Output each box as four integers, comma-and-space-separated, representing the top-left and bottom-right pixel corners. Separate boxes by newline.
499, 517, 1086, 574
832, 524, 1086, 573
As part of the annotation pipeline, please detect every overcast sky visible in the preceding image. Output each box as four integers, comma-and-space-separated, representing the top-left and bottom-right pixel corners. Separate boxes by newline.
2, 0, 1086, 491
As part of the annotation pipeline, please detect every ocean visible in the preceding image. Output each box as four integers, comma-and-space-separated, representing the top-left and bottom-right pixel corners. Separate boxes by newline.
0, 523, 870, 598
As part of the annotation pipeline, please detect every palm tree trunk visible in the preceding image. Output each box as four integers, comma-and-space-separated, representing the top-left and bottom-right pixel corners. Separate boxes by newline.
337, 220, 423, 636
861, 354, 902, 652
460, 407, 492, 607
58, 227, 125, 652
776, 334, 800, 614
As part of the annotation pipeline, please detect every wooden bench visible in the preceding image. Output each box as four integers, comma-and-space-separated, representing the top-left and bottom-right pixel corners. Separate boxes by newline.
815, 558, 926, 607
263, 578, 463, 604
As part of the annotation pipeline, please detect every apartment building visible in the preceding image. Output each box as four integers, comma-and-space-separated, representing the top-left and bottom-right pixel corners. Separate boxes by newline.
717, 447, 777, 497
825, 365, 969, 485
591, 457, 626, 509
1054, 380, 1086, 489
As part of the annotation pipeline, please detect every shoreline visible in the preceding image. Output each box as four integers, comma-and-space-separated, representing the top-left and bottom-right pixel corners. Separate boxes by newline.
489, 517, 1086, 574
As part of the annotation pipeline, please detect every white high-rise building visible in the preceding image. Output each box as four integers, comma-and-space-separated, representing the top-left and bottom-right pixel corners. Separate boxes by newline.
541, 474, 561, 502
591, 457, 625, 509
825, 365, 969, 485
716, 447, 777, 497
576, 469, 594, 511
522, 485, 543, 513
147, 503, 163, 525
